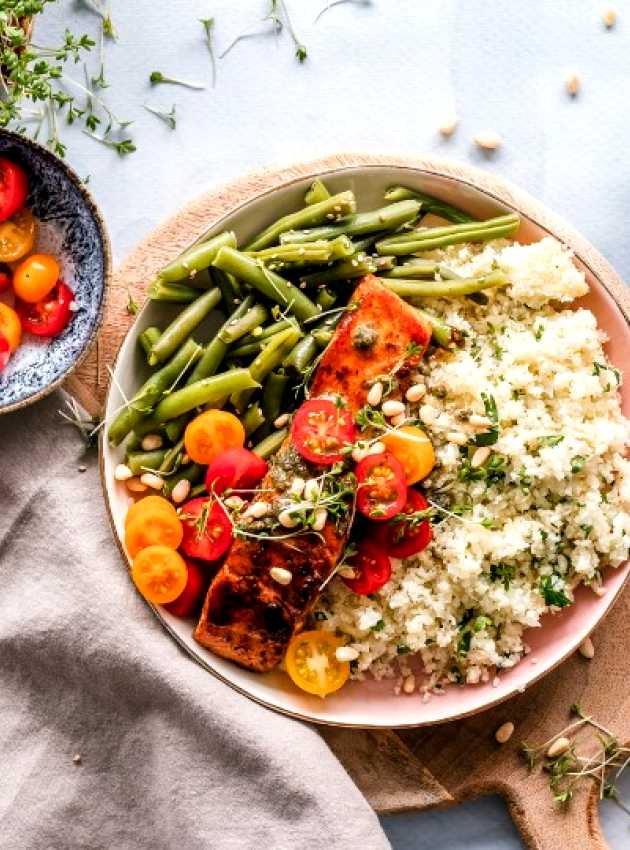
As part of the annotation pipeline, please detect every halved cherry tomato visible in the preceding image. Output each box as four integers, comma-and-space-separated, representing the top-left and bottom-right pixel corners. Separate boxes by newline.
291, 398, 355, 466
125, 494, 177, 528
205, 446, 268, 495
184, 409, 245, 465
0, 208, 35, 262
0, 331, 10, 371
0, 303, 21, 352
342, 540, 392, 595
374, 488, 432, 559
382, 425, 435, 485
355, 451, 407, 521
0, 264, 12, 292
125, 506, 183, 558
13, 253, 60, 303
0, 158, 28, 223
180, 497, 233, 561
285, 630, 350, 697
15, 280, 73, 337
132, 545, 188, 604
164, 559, 208, 618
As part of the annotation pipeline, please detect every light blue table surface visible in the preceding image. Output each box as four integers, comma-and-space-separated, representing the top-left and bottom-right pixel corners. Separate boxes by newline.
40, 2, 630, 847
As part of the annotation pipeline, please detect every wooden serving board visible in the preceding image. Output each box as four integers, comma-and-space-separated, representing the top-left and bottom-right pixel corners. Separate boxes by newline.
66, 154, 630, 849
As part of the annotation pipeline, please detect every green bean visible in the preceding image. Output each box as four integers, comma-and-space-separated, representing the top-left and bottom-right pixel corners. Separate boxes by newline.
252, 427, 288, 459
187, 296, 255, 384
162, 463, 205, 498
312, 328, 333, 348
375, 214, 520, 255
159, 437, 185, 474
304, 178, 331, 205
245, 236, 354, 265
311, 311, 342, 348
148, 287, 222, 366
125, 432, 143, 452
212, 268, 240, 313
157, 231, 237, 283
379, 269, 508, 299
189, 483, 207, 498
212, 247, 319, 322
132, 417, 167, 439
299, 254, 395, 287
149, 280, 199, 303
261, 371, 290, 428
384, 186, 475, 224
139, 327, 161, 356
230, 326, 301, 412
415, 307, 461, 349
381, 259, 439, 279
279, 200, 421, 245
154, 368, 260, 422
242, 403, 266, 436
240, 318, 296, 346
315, 287, 337, 310
108, 338, 202, 446
246, 191, 356, 251
229, 340, 267, 359
165, 415, 189, 444
284, 334, 319, 375
350, 231, 388, 253
220, 303, 269, 344
126, 449, 167, 475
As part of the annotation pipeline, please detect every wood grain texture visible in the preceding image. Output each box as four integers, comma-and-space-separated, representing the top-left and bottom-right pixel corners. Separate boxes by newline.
67, 154, 630, 849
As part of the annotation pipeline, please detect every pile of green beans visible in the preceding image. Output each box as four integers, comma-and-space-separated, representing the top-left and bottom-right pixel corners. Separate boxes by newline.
109, 181, 520, 488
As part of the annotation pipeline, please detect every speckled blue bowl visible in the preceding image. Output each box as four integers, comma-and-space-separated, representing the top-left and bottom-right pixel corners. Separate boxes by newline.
0, 131, 110, 414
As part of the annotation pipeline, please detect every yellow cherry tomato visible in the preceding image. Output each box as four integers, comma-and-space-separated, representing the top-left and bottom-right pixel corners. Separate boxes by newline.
131, 545, 188, 604
13, 253, 60, 303
125, 506, 184, 558
125, 494, 177, 528
184, 409, 245, 465
0, 208, 35, 262
0, 302, 21, 352
382, 425, 435, 484
285, 630, 350, 697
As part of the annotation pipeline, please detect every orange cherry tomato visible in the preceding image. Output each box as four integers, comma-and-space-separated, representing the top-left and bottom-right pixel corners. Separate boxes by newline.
125, 494, 177, 529
0, 302, 21, 352
131, 545, 188, 604
184, 409, 245, 465
125, 505, 183, 558
381, 426, 436, 484
0, 208, 35, 262
13, 253, 60, 303
285, 630, 350, 697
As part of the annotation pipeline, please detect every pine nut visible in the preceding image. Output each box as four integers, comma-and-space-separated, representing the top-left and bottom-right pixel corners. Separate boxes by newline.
495, 722, 514, 744
367, 382, 383, 407
402, 674, 416, 694
565, 72, 581, 97
447, 431, 468, 446
140, 473, 164, 490
546, 737, 571, 758
471, 446, 491, 468
335, 646, 359, 662
351, 446, 368, 463
338, 567, 356, 580
224, 495, 245, 510
290, 477, 306, 496
579, 637, 595, 659
244, 501, 269, 519
125, 477, 148, 494
391, 412, 407, 428
274, 413, 289, 428
141, 434, 163, 451
419, 404, 437, 425
469, 414, 491, 428
304, 478, 320, 501
439, 116, 458, 137
312, 507, 328, 531
73, 753, 82, 765
382, 400, 405, 417
474, 129, 502, 151
270, 567, 292, 586
367, 440, 386, 455
171, 479, 191, 504
114, 463, 133, 481
406, 383, 426, 402
278, 509, 299, 528
603, 7, 617, 28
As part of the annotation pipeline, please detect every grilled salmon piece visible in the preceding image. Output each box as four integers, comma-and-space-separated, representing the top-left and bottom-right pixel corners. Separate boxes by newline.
194, 276, 432, 672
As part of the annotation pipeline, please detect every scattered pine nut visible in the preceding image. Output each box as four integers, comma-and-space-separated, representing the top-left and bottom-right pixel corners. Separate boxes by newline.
406, 383, 426, 403
244, 501, 269, 519
419, 404, 437, 425
73, 753, 82, 765
367, 440, 386, 455
469, 414, 491, 428
579, 636, 595, 659
439, 116, 458, 137
492, 676, 501, 688
278, 509, 299, 528
171, 479, 191, 504
141, 433, 163, 451
290, 477, 306, 496
338, 566, 356, 580
125, 477, 149, 494
336, 646, 359, 662
312, 507, 328, 531
114, 463, 133, 481
77, 465, 87, 473
224, 495, 245, 510
546, 736, 571, 758
304, 478, 320, 501
367, 381, 384, 407
495, 721, 515, 744
474, 129, 502, 151
391, 412, 407, 428
274, 413, 289, 428
446, 431, 468, 446
140, 472, 164, 490
351, 445, 368, 463
270, 566, 293, 586
565, 72, 581, 97
402, 674, 416, 694
471, 446, 491, 468
602, 7, 617, 28
382, 399, 405, 417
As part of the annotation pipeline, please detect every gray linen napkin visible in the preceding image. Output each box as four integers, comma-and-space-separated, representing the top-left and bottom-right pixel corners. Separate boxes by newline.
0, 392, 390, 850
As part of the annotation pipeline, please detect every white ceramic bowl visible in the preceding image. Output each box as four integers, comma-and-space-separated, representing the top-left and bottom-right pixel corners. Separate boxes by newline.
101, 161, 630, 728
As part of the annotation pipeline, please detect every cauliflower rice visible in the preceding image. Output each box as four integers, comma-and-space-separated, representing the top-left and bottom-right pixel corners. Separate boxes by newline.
315, 236, 630, 691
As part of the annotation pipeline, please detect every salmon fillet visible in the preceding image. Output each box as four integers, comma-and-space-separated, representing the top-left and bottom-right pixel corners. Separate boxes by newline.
194, 276, 432, 672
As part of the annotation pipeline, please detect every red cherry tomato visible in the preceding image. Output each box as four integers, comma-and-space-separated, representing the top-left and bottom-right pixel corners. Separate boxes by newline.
0, 264, 11, 292
342, 540, 392, 595
355, 452, 407, 521
0, 158, 28, 223
180, 497, 233, 562
163, 559, 208, 618
15, 280, 73, 337
205, 447, 268, 496
291, 398, 355, 466
374, 488, 432, 558
0, 331, 10, 371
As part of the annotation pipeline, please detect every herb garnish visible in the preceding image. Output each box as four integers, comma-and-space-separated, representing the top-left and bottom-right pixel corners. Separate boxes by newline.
571, 455, 586, 474
540, 574, 572, 608
126, 290, 139, 315
539, 435, 564, 448
488, 562, 515, 590
473, 393, 499, 446
592, 361, 621, 386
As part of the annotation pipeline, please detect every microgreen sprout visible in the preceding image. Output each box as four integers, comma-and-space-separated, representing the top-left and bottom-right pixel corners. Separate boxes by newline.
126, 290, 139, 315
315, 0, 372, 24
200, 18, 217, 87
149, 71, 205, 90
82, 131, 136, 155
58, 396, 102, 449
143, 103, 177, 130
80, 0, 117, 39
